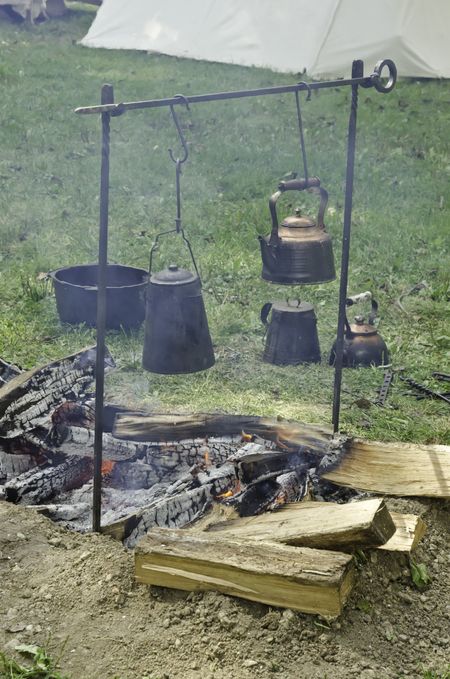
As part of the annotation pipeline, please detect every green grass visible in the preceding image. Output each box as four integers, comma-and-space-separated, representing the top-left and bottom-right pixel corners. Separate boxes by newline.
0, 644, 68, 678
0, 7, 449, 443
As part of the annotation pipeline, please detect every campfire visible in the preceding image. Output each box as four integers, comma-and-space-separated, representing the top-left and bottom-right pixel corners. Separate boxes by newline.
1, 346, 447, 617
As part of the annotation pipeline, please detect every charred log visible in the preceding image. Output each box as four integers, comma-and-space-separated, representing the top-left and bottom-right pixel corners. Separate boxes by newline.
113, 412, 333, 456
0, 358, 22, 386
0, 346, 114, 440
3, 456, 93, 504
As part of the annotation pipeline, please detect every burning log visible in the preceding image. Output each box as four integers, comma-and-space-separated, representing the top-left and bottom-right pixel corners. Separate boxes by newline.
135, 528, 356, 618
204, 498, 396, 550
113, 412, 333, 456
0, 346, 113, 440
3, 456, 93, 504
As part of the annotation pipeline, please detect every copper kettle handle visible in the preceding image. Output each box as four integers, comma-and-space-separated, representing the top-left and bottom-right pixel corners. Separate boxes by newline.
345, 292, 379, 335
269, 177, 328, 245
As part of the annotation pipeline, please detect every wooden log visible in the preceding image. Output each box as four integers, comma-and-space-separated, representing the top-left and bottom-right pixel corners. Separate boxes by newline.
377, 512, 426, 552
113, 413, 333, 455
204, 498, 396, 550
3, 456, 93, 504
135, 528, 356, 618
0, 346, 113, 439
322, 439, 450, 498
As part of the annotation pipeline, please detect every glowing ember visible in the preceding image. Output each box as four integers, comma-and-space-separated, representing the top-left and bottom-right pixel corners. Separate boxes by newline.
101, 460, 116, 476
216, 479, 241, 500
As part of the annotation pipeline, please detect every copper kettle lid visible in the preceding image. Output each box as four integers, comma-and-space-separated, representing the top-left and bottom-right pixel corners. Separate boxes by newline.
281, 208, 315, 229
349, 315, 378, 336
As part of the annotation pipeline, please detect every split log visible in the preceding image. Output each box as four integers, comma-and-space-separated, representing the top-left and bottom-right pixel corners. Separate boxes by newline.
322, 439, 450, 498
3, 456, 93, 504
0, 346, 113, 439
135, 528, 355, 618
377, 512, 426, 552
204, 498, 396, 550
113, 412, 333, 455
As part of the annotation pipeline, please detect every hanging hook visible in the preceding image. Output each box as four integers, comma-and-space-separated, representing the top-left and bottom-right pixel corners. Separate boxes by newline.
294, 82, 311, 183
168, 94, 191, 165
297, 81, 312, 101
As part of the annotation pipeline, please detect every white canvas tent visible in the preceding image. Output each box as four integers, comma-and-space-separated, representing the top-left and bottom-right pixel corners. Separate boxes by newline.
81, 0, 450, 79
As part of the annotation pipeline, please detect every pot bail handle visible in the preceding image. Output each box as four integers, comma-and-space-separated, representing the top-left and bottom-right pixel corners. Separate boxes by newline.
148, 227, 200, 279
260, 302, 273, 327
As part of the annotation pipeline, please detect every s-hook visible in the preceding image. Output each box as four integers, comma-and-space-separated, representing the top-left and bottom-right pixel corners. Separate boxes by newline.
294, 81, 312, 183
168, 94, 190, 232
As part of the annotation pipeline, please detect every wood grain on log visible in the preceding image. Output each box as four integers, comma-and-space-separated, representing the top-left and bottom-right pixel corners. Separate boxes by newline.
203, 498, 396, 550
135, 528, 355, 617
377, 512, 426, 552
322, 439, 450, 498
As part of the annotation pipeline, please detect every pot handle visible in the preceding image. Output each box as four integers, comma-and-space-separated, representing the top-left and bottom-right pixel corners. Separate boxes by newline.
260, 302, 273, 327
268, 176, 328, 245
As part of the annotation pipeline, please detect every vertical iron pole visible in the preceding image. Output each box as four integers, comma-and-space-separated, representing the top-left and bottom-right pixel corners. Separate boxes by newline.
332, 60, 362, 433
93, 84, 114, 532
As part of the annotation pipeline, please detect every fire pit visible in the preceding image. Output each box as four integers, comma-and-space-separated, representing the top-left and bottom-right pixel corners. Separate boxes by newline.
50, 263, 148, 330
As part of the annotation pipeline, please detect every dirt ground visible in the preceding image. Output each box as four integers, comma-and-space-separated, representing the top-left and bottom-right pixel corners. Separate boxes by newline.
0, 497, 449, 679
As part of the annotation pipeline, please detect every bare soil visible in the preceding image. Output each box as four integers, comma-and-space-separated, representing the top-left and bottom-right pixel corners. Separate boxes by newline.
0, 498, 449, 679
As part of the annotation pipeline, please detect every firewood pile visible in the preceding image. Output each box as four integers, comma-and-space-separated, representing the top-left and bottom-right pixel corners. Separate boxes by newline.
0, 347, 449, 617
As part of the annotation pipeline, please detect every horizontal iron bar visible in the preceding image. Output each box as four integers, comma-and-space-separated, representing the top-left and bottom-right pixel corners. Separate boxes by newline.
75, 73, 377, 116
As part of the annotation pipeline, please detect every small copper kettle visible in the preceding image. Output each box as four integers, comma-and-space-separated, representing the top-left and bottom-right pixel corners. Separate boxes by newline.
259, 176, 335, 285
329, 292, 390, 367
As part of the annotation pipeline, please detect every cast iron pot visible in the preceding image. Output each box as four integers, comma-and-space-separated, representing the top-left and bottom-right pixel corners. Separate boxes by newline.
50, 263, 148, 330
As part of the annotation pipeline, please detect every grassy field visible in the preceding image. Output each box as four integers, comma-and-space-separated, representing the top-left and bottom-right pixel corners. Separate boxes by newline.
0, 5, 449, 443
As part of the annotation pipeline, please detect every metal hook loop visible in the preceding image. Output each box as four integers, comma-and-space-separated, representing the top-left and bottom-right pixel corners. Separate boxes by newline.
371, 59, 397, 93
297, 81, 312, 101
168, 93, 191, 164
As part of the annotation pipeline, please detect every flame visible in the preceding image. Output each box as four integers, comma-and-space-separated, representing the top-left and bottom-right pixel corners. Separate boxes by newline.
203, 447, 211, 469
241, 431, 254, 442
216, 479, 241, 500
101, 459, 116, 476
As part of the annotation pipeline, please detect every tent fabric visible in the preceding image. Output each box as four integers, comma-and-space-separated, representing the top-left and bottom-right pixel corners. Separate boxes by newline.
80, 0, 450, 79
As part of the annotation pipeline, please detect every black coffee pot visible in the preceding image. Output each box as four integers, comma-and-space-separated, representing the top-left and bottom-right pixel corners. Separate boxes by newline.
261, 300, 321, 365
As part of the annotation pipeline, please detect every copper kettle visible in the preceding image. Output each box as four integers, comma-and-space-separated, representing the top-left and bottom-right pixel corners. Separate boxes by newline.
329, 292, 390, 367
259, 176, 335, 285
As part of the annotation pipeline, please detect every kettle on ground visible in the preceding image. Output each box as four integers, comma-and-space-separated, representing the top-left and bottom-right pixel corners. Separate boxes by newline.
329, 292, 389, 367
261, 299, 321, 366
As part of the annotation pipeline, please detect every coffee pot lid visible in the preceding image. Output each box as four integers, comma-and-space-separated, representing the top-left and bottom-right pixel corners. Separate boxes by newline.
271, 300, 314, 313
150, 263, 197, 285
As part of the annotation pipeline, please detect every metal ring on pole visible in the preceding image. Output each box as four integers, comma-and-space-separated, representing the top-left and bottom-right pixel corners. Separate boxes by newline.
371, 59, 397, 93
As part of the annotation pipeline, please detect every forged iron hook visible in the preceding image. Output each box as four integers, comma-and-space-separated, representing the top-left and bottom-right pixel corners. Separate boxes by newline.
294, 82, 311, 182
168, 93, 191, 164
296, 81, 312, 101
